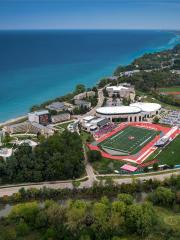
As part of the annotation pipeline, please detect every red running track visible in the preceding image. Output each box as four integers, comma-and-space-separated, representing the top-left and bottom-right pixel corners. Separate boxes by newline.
87, 122, 179, 164
161, 91, 180, 95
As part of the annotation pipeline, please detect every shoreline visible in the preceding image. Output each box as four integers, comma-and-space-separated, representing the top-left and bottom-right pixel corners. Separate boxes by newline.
0, 115, 27, 128
0, 32, 179, 124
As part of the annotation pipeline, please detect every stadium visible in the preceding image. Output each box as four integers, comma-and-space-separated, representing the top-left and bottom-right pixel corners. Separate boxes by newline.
88, 122, 179, 164
96, 102, 161, 122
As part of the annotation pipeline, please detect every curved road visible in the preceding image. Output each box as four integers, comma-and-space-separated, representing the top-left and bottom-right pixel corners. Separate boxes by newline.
0, 166, 179, 197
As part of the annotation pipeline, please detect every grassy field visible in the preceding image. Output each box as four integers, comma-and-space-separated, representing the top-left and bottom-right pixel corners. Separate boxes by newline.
99, 126, 159, 156
146, 135, 180, 165
54, 120, 74, 133
159, 86, 180, 92
136, 90, 180, 110
92, 157, 137, 174
54, 120, 74, 129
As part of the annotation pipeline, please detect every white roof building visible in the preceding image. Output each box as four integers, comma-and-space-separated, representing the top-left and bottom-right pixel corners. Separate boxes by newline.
106, 86, 129, 92
0, 148, 13, 159
130, 103, 161, 113
96, 106, 141, 115
18, 139, 38, 148
82, 116, 96, 123
96, 102, 162, 122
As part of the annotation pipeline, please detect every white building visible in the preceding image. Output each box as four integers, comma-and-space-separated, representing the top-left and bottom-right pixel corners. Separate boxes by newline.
106, 85, 135, 100
81, 116, 110, 132
96, 103, 161, 122
130, 103, 161, 118
0, 148, 13, 159
120, 70, 140, 77
18, 139, 38, 148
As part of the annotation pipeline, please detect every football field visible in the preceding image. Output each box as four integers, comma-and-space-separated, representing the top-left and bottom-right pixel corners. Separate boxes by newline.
99, 125, 159, 156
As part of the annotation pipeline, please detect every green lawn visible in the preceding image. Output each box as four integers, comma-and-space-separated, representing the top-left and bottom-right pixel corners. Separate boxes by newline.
147, 135, 180, 166
92, 157, 126, 174
92, 157, 138, 174
159, 86, 180, 92
80, 131, 91, 143
55, 120, 74, 129
136, 90, 180, 110
54, 121, 74, 133
99, 126, 159, 156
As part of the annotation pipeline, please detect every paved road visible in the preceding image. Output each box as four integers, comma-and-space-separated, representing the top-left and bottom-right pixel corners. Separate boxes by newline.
84, 88, 104, 116
74, 88, 104, 120
0, 168, 179, 197
82, 144, 97, 188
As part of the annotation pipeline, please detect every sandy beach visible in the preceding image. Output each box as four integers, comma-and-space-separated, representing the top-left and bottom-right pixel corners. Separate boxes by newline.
0, 115, 27, 128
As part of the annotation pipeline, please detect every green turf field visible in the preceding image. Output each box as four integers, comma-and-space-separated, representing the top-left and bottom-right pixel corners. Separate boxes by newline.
99, 126, 159, 156
159, 86, 180, 92
147, 135, 180, 165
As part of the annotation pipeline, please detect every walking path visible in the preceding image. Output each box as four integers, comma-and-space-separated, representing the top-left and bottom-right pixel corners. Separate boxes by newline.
0, 165, 179, 197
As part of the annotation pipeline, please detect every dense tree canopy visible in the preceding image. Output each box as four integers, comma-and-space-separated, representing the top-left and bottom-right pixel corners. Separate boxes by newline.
0, 131, 84, 184
1, 191, 179, 240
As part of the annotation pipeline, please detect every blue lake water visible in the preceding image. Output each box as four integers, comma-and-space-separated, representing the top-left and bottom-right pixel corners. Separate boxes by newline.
0, 30, 179, 122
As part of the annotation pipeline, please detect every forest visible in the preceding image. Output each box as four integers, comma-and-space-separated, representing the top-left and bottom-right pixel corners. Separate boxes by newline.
0, 130, 84, 184
0, 180, 179, 240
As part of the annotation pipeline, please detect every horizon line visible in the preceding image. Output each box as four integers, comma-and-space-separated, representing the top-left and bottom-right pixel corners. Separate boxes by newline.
0, 28, 179, 31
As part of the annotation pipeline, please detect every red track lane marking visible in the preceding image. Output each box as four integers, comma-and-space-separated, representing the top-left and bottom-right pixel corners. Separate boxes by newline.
87, 122, 179, 164
161, 91, 180, 95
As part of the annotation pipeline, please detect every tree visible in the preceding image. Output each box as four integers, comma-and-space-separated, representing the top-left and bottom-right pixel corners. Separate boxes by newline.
75, 84, 86, 94
110, 201, 126, 231
148, 187, 175, 207
144, 167, 149, 173
16, 221, 29, 237
9, 202, 39, 226
87, 150, 102, 162
0, 130, 85, 184
153, 163, 159, 171
117, 194, 133, 205
153, 116, 160, 124
66, 200, 87, 231
126, 202, 156, 236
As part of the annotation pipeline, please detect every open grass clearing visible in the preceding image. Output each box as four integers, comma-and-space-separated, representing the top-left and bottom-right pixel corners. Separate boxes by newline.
146, 135, 180, 166
92, 157, 137, 174
136, 90, 180, 110
159, 86, 180, 92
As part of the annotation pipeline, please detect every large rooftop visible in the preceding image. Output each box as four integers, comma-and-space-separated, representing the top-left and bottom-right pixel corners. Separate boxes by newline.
106, 86, 129, 91
130, 102, 161, 113
96, 106, 141, 115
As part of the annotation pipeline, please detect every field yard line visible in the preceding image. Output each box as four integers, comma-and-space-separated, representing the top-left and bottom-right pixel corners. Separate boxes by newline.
140, 148, 156, 162
136, 148, 153, 161
110, 130, 125, 139
139, 135, 152, 147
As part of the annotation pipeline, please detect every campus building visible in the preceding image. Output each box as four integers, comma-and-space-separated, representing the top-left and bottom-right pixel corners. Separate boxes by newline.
106, 84, 135, 100
46, 102, 66, 112
73, 91, 95, 100
28, 110, 51, 126
0, 148, 13, 160
4, 121, 54, 137
51, 113, 71, 123
74, 99, 91, 109
81, 116, 110, 132
96, 103, 161, 122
